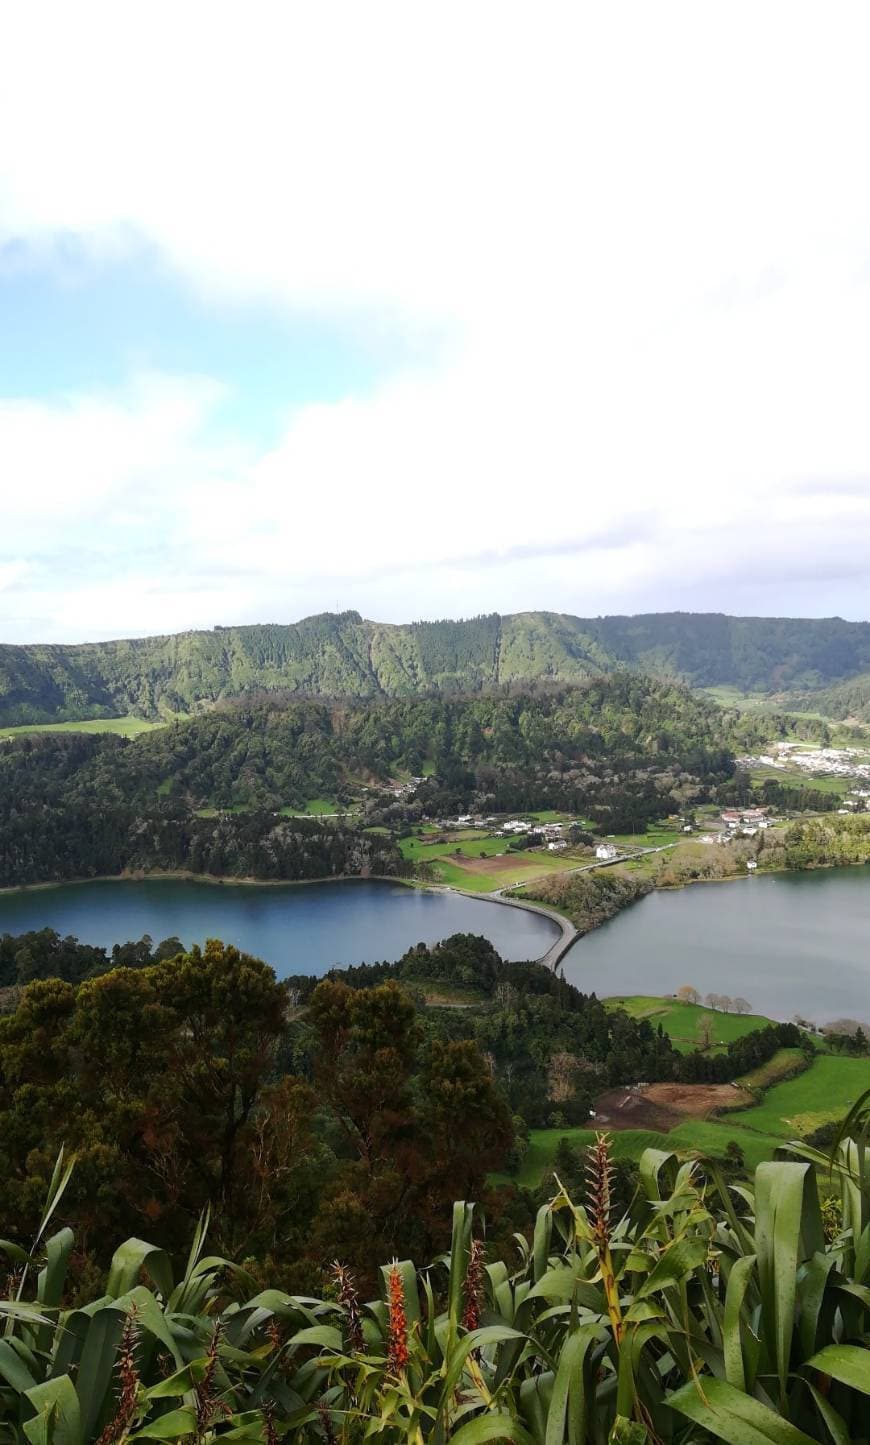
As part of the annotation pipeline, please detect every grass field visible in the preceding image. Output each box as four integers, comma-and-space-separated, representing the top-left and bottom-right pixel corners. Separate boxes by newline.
0, 715, 165, 739
399, 831, 579, 892
605, 996, 774, 1053
749, 764, 845, 796
507, 1128, 671, 1188
663, 1119, 784, 1174
738, 1047, 807, 1091
606, 827, 682, 848
733, 1054, 870, 1138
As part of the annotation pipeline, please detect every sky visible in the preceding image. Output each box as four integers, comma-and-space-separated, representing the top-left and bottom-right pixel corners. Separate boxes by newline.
2, 2, 870, 644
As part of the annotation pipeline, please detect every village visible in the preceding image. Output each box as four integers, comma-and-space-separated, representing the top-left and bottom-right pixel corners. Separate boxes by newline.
737, 739, 870, 784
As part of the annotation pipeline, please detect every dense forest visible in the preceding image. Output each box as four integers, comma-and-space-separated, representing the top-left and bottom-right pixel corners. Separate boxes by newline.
0, 680, 759, 885
4, 608, 870, 723
0, 928, 804, 1287
0, 772, 406, 888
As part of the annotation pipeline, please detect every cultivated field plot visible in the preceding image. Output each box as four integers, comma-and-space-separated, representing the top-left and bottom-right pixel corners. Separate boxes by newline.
594, 1081, 754, 1133
399, 830, 580, 892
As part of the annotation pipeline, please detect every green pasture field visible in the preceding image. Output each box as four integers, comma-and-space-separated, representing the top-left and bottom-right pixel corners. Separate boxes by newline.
749, 765, 844, 796
400, 830, 579, 893
424, 854, 577, 894
399, 834, 507, 862
605, 996, 774, 1053
523, 810, 583, 824
0, 715, 165, 739
498, 1002, 870, 1190
733, 1054, 870, 1138
738, 1047, 807, 1091
663, 1119, 784, 1174
701, 686, 772, 712
605, 827, 682, 848
505, 1128, 671, 1189
194, 799, 348, 819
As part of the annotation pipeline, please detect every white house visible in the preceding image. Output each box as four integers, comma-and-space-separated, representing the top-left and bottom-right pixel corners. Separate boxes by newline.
595, 843, 618, 861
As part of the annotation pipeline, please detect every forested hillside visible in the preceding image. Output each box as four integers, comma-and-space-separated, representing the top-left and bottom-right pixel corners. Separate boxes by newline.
0, 680, 754, 883
3, 608, 870, 723
781, 670, 870, 721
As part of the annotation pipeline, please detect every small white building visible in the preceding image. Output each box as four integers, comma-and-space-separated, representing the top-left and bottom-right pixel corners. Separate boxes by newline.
547, 840, 568, 851
595, 843, 619, 861
746, 859, 758, 871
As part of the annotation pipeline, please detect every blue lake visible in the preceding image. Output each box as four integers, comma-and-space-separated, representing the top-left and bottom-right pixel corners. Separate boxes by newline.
0, 877, 560, 975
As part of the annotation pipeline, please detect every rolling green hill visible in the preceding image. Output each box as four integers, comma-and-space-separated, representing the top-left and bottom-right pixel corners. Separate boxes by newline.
3, 608, 870, 724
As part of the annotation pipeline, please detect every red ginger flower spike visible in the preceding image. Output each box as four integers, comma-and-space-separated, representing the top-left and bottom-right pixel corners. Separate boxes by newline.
386, 1262, 410, 1376
462, 1238, 485, 1332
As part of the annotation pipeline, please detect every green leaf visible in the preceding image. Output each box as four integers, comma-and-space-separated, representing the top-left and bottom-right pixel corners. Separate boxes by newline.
805, 1343, 870, 1394
25, 1376, 82, 1445
144, 1362, 207, 1399
38, 1230, 74, 1312
286, 1325, 343, 1353
448, 1413, 535, 1445
0, 1337, 38, 1392
754, 1162, 823, 1408
532, 1204, 552, 1284
112, 1287, 183, 1367
723, 1254, 757, 1392
804, 1381, 850, 1445
447, 1201, 475, 1336
35, 1151, 76, 1250
638, 1148, 676, 1202
131, 1407, 197, 1441
669, 1377, 818, 1443
545, 1325, 599, 1445
106, 1240, 173, 1300
0, 1239, 36, 1266
635, 1238, 708, 1297
441, 1326, 526, 1400
73, 1307, 124, 1443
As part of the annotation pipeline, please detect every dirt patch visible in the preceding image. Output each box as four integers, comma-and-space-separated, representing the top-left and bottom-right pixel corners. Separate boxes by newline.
594, 1081, 753, 1132
447, 853, 536, 875
448, 852, 568, 879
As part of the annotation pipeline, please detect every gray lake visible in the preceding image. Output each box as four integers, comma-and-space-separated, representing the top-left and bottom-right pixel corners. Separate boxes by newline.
561, 865, 870, 1025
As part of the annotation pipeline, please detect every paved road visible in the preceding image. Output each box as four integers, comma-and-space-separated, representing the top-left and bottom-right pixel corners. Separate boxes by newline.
423, 843, 677, 972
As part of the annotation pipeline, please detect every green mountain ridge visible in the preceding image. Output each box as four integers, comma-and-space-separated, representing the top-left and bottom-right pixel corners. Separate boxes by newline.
3, 608, 870, 725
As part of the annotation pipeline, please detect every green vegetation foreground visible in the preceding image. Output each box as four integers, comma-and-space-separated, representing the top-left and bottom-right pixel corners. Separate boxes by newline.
5, 1117, 870, 1443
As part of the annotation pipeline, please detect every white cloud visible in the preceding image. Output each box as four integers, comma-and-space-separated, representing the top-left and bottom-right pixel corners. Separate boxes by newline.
1, 1, 870, 638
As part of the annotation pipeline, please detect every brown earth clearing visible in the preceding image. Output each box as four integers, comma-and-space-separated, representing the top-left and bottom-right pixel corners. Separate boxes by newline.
594, 1081, 754, 1132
